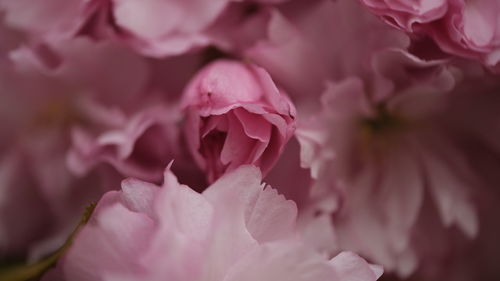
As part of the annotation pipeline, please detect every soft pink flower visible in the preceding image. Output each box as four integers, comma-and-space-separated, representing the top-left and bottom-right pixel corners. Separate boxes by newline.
182, 60, 296, 183
0, 144, 106, 259
0, 0, 283, 58
360, 0, 500, 69
67, 104, 180, 183
360, 0, 448, 31
44, 165, 382, 281
0, 0, 294, 58
0, 0, 230, 57
245, 0, 409, 101
9, 38, 205, 187
372, 85, 500, 281
0, 0, 91, 41
0, 37, 159, 257
296, 72, 482, 277
206, 2, 274, 54
107, 0, 229, 56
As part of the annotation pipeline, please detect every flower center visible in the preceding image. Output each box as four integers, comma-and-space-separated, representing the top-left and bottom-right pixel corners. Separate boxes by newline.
30, 96, 85, 132
358, 104, 408, 151
361, 105, 404, 136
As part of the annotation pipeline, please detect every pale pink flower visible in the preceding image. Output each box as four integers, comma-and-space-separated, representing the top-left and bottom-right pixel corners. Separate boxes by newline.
0, 0, 230, 57
44, 165, 382, 281
360, 0, 448, 31
182, 60, 296, 183
9, 38, 201, 186
0, 0, 282, 57
0, 0, 91, 41
297, 72, 482, 277
67, 104, 180, 183
0, 37, 161, 257
375, 86, 500, 281
107, 0, 230, 56
360, 0, 500, 70
206, 2, 274, 54
0, 143, 104, 258
245, 0, 409, 101
0, 0, 301, 60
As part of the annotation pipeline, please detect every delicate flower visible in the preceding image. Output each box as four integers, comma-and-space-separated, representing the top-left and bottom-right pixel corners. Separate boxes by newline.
0, 37, 154, 257
106, 0, 230, 56
67, 103, 180, 183
0, 0, 230, 57
360, 0, 500, 70
0, 0, 91, 41
360, 0, 448, 31
182, 60, 296, 183
0, 0, 298, 58
43, 165, 383, 281
297, 72, 482, 277
245, 0, 409, 100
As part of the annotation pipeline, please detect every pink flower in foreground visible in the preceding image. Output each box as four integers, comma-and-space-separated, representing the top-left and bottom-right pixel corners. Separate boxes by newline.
360, 0, 500, 70
182, 60, 296, 183
44, 165, 382, 281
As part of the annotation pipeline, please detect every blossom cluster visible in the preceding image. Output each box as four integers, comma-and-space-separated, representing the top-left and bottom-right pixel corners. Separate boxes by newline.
0, 1, 499, 281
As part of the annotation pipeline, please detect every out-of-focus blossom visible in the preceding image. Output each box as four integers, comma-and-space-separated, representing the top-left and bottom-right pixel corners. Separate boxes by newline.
0, 0, 91, 41
0, 0, 229, 56
376, 83, 500, 281
241, 1, 486, 277
105, 0, 230, 56
43, 165, 383, 281
67, 104, 180, 183
207, 2, 274, 54
245, 0, 409, 102
424, 85, 500, 281
360, 0, 448, 30
0, 0, 282, 58
0, 37, 165, 258
182, 60, 296, 183
297, 71, 482, 277
360, 0, 500, 70
0, 1, 499, 281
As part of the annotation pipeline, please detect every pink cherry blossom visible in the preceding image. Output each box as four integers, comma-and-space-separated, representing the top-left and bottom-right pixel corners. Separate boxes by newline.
245, 0, 409, 101
0, 0, 91, 41
0, 36, 167, 257
1, 1, 499, 281
44, 165, 382, 281
67, 103, 180, 183
0, 41, 131, 257
296, 70, 484, 277
0, 0, 230, 57
0, 0, 282, 58
360, 0, 448, 31
107, 0, 229, 56
360, 0, 500, 70
182, 59, 296, 183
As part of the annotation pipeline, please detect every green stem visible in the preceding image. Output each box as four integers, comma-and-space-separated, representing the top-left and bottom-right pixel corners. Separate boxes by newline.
0, 203, 96, 281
